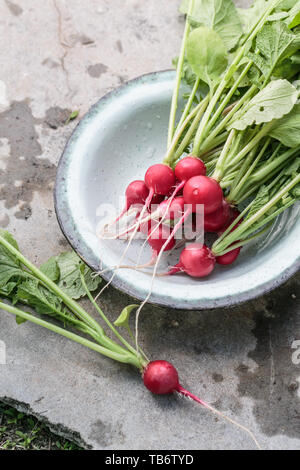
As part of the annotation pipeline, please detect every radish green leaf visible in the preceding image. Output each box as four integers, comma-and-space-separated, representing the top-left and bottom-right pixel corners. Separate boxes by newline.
56, 252, 101, 300
180, 0, 243, 51
114, 304, 139, 329
269, 103, 300, 146
229, 79, 298, 130
187, 27, 228, 89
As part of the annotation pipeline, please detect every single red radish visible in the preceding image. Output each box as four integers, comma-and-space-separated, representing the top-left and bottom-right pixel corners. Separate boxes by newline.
183, 175, 223, 215
175, 155, 206, 185
216, 247, 241, 265
156, 196, 185, 220
145, 164, 176, 197
143, 360, 261, 449
168, 243, 215, 278
148, 225, 175, 255
115, 180, 149, 224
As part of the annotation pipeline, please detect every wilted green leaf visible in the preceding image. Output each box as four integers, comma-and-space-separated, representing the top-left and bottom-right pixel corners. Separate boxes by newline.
65, 110, 79, 125
114, 304, 139, 329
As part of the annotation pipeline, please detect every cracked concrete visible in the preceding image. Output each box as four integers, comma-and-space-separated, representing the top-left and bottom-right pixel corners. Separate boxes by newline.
0, 0, 299, 450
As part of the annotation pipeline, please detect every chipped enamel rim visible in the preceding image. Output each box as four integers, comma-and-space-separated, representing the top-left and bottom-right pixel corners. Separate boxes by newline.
55, 70, 300, 310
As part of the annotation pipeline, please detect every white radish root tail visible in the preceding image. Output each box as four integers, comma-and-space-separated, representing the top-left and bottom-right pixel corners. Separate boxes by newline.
135, 211, 190, 351
94, 190, 154, 302
177, 385, 262, 450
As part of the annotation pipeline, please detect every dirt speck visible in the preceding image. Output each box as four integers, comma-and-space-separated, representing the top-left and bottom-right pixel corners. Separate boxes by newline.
212, 373, 224, 383
79, 35, 94, 46
87, 63, 108, 79
116, 40, 123, 53
89, 420, 125, 447
5, 0, 23, 16
42, 58, 60, 69
44, 107, 71, 129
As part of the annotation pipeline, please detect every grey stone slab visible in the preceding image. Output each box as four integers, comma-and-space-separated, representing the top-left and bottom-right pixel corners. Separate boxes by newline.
0, 0, 299, 450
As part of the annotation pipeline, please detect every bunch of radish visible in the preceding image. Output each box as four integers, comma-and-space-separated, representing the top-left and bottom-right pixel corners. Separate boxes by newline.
102, 156, 242, 280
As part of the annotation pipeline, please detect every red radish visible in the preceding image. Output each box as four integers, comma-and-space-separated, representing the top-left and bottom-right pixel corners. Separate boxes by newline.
150, 193, 165, 208
140, 174, 216, 258
204, 199, 231, 233
96, 167, 172, 297
115, 180, 149, 224
216, 247, 241, 265
175, 156, 206, 184
163, 156, 207, 202
132, 159, 205, 252
139, 219, 158, 235
157, 196, 185, 220
117, 196, 185, 239
145, 164, 176, 196
143, 360, 179, 394
183, 175, 223, 215
148, 225, 175, 254
142, 361, 261, 449
169, 243, 216, 278
218, 208, 243, 237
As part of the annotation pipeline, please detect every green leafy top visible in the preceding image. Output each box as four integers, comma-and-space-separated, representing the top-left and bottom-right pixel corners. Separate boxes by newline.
181, 0, 243, 51
0, 233, 101, 307
248, 22, 300, 79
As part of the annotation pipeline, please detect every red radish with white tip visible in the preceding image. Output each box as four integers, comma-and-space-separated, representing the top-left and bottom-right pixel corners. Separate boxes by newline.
100, 180, 149, 235
168, 243, 216, 278
96, 166, 174, 298
142, 361, 261, 449
116, 180, 149, 223
183, 175, 223, 215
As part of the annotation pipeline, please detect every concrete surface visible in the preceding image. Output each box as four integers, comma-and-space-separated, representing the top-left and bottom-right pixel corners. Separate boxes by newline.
0, 0, 299, 450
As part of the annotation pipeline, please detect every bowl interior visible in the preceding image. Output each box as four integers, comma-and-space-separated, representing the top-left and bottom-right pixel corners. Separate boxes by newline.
55, 71, 300, 309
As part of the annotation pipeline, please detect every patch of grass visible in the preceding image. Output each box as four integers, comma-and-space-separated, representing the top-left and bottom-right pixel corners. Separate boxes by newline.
0, 402, 83, 450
